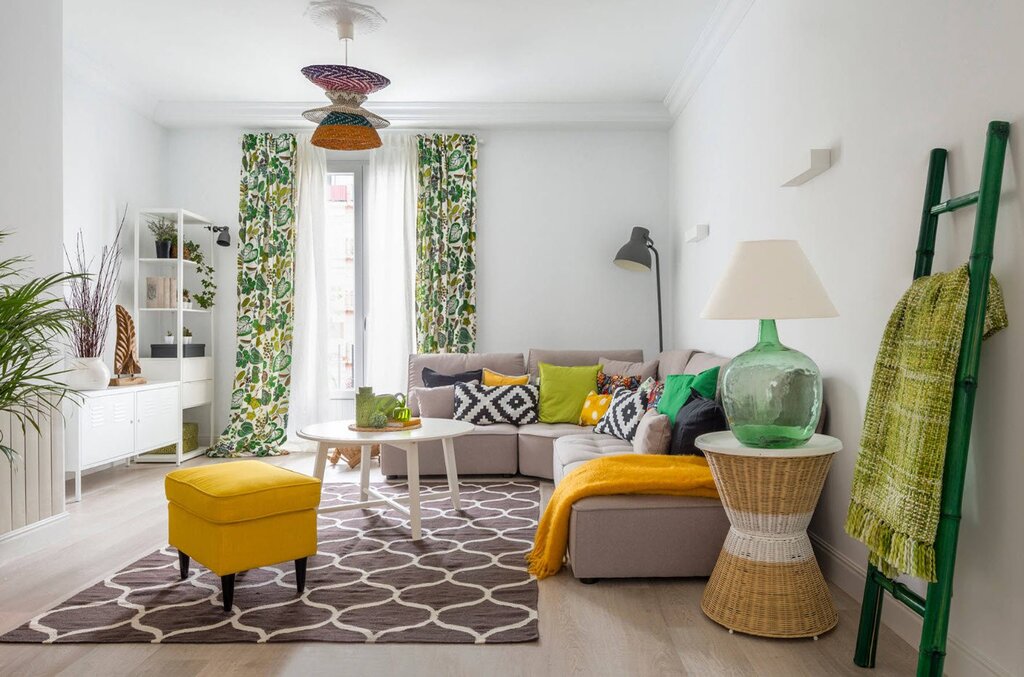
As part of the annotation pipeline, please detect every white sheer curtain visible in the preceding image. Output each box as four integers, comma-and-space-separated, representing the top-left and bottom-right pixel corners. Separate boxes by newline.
365, 133, 418, 394
286, 133, 329, 447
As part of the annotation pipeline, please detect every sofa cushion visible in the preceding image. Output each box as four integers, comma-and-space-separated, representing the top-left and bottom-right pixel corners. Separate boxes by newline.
453, 381, 539, 426
656, 350, 696, 379
527, 348, 643, 380
553, 432, 633, 484
633, 411, 672, 454
407, 353, 525, 389
518, 422, 594, 438
658, 367, 721, 425
599, 357, 659, 380
670, 394, 727, 456
579, 391, 612, 426
408, 385, 455, 418
421, 366, 482, 387
595, 387, 646, 442
596, 372, 643, 394
482, 368, 529, 386
538, 363, 602, 424
683, 351, 730, 375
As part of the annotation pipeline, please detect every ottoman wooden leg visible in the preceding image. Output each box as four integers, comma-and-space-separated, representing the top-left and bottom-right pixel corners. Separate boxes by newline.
178, 551, 190, 580
221, 574, 236, 612
296, 557, 308, 594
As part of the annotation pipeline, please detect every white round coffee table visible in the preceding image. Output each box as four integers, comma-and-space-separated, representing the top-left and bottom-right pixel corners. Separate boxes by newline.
297, 418, 474, 540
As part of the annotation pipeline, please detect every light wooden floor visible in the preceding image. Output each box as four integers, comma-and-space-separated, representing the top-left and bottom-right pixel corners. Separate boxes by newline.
0, 454, 917, 677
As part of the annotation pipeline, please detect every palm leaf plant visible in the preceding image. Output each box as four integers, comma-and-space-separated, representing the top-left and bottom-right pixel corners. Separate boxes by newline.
0, 232, 83, 463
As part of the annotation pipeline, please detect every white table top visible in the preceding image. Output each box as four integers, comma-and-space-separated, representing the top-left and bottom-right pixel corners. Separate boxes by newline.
695, 431, 842, 458
297, 418, 475, 444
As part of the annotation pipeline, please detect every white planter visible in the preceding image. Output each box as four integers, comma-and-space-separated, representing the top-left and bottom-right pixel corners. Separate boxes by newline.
182, 301, 193, 310
163, 335, 175, 344
183, 336, 193, 345
67, 357, 111, 391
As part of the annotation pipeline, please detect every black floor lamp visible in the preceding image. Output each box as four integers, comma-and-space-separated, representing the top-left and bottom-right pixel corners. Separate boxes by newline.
613, 226, 663, 352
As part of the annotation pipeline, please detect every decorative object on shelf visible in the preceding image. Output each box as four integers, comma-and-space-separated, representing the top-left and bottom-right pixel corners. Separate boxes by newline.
182, 289, 193, 310
302, 0, 390, 150
614, 226, 663, 352
151, 343, 206, 358
182, 327, 193, 345
146, 276, 177, 308
110, 305, 145, 386
702, 240, 838, 448
210, 134, 298, 458
0, 231, 81, 463
65, 212, 124, 391
416, 134, 478, 352
163, 330, 174, 345
147, 217, 177, 259
185, 239, 217, 309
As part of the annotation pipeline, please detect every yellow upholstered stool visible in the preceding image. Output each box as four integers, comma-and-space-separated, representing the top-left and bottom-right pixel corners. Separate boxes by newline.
165, 460, 322, 611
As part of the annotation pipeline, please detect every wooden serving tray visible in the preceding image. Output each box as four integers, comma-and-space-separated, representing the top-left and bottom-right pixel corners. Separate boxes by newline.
348, 418, 422, 433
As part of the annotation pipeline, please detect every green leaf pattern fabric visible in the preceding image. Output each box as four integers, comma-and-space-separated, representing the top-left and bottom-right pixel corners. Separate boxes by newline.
415, 134, 477, 353
210, 133, 298, 457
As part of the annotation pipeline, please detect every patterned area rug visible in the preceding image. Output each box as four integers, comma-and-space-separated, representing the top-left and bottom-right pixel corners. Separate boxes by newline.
1, 480, 539, 644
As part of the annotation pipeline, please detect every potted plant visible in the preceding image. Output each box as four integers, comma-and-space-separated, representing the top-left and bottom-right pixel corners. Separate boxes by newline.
182, 326, 193, 345
65, 214, 123, 390
186, 241, 217, 310
164, 329, 174, 344
0, 231, 82, 463
147, 217, 177, 259
182, 289, 193, 310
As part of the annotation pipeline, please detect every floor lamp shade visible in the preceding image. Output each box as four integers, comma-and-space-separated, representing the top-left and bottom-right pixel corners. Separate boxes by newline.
702, 240, 837, 448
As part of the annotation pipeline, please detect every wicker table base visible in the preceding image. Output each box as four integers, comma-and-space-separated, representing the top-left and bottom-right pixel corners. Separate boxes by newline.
697, 432, 841, 639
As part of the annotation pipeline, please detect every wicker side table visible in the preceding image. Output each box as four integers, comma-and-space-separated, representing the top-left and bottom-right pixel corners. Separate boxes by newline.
695, 431, 842, 639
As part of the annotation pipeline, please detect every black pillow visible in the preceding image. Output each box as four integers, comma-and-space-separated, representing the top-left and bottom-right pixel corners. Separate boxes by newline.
669, 394, 728, 456
422, 367, 483, 388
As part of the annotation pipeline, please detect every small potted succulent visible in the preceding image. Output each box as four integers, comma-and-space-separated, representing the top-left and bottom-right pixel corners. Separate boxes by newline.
182, 327, 193, 345
163, 329, 174, 345
147, 217, 177, 258
182, 289, 193, 310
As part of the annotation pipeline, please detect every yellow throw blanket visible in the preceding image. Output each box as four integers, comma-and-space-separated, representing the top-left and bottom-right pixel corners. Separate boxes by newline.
526, 454, 719, 579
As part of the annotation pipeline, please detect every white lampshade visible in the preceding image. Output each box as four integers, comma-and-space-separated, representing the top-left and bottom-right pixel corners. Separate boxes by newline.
701, 240, 838, 319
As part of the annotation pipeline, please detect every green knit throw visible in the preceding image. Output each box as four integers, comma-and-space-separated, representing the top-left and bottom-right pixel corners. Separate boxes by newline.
845, 264, 1006, 582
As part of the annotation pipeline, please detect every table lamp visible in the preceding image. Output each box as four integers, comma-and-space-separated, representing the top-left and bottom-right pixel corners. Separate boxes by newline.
701, 240, 837, 448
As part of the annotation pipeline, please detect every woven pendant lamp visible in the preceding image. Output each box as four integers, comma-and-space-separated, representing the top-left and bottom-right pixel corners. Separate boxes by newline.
301, 1, 390, 151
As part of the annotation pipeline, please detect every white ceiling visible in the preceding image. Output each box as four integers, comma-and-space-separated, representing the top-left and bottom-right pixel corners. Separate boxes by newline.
64, 0, 718, 106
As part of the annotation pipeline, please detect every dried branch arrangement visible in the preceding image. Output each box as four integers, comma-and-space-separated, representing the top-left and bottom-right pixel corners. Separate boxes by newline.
65, 209, 125, 358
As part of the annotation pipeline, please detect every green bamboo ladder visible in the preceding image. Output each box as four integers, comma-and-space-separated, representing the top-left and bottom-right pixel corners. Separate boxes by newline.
853, 120, 1010, 677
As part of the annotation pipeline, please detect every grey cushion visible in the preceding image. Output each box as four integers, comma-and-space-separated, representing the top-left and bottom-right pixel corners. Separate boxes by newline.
632, 411, 671, 454
552, 432, 633, 483
683, 351, 730, 375
517, 423, 594, 480
656, 350, 695, 379
527, 348, 643, 380
408, 385, 454, 418
599, 357, 659, 380
407, 353, 525, 389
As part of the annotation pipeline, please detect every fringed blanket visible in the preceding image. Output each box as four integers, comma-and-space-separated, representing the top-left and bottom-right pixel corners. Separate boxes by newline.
845, 264, 1006, 581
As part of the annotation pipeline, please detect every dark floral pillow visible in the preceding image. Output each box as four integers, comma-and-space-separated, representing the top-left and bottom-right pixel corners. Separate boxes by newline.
645, 380, 665, 412
597, 372, 642, 395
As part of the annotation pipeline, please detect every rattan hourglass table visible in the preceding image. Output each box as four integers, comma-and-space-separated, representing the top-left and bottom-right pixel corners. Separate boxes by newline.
695, 432, 842, 639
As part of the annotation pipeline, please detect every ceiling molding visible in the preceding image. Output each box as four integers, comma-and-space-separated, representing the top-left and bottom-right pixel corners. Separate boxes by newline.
153, 101, 674, 130
663, 0, 754, 118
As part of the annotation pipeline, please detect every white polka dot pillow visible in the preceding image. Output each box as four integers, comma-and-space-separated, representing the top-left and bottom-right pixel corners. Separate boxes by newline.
594, 387, 646, 441
579, 391, 612, 426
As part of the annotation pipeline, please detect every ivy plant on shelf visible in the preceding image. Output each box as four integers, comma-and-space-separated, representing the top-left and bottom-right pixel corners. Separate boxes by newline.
184, 239, 217, 310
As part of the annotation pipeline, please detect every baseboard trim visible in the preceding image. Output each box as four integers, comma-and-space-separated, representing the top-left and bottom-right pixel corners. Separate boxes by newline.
811, 534, 1010, 677
0, 511, 69, 543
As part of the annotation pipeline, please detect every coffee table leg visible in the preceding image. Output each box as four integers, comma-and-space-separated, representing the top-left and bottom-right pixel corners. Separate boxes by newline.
407, 442, 422, 540
442, 436, 461, 510
359, 444, 371, 501
313, 441, 330, 481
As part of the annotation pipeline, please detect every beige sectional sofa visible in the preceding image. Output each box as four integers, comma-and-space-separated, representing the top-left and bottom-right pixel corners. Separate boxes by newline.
379, 347, 734, 581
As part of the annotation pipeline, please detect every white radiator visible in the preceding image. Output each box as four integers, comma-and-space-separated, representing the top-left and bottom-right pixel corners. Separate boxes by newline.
0, 408, 66, 539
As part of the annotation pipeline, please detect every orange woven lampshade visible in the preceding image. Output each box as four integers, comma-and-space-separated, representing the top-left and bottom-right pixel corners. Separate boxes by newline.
311, 121, 382, 150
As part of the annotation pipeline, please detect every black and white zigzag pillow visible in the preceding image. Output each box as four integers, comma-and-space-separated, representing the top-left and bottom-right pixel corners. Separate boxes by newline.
453, 382, 539, 426
594, 387, 645, 441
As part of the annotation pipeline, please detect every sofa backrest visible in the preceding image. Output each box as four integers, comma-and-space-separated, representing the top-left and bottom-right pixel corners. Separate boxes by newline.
682, 351, 731, 375
526, 348, 644, 380
406, 352, 526, 389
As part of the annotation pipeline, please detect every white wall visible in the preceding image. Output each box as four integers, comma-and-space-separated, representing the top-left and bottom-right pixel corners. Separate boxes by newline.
669, 2, 1024, 674
476, 129, 670, 359
63, 60, 167, 359
1, 0, 63, 274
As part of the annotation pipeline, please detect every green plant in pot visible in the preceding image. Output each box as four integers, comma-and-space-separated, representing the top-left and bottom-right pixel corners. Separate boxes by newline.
148, 217, 177, 258
0, 231, 83, 462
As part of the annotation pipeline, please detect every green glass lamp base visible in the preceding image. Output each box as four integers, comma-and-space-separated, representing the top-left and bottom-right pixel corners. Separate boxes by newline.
721, 319, 823, 449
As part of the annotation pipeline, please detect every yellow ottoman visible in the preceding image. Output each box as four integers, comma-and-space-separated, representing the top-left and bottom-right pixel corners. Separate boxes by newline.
165, 460, 322, 611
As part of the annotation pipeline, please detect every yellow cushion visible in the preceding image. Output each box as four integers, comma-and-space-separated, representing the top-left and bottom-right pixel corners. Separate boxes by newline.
165, 460, 321, 524
482, 368, 530, 386
579, 391, 613, 425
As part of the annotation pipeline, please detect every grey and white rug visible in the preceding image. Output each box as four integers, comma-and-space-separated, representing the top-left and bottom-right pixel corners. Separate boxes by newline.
1, 480, 539, 644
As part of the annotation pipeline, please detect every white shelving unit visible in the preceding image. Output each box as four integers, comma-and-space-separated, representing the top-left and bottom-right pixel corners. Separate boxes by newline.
133, 208, 217, 463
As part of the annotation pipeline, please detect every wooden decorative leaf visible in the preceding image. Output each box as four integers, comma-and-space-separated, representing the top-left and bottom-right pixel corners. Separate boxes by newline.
114, 304, 142, 377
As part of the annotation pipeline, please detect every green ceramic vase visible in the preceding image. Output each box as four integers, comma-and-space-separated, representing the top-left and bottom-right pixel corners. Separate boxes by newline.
355, 387, 376, 427
720, 319, 822, 448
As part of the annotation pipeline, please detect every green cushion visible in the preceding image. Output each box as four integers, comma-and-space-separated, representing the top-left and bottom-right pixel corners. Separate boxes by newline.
657, 367, 720, 425
538, 363, 602, 424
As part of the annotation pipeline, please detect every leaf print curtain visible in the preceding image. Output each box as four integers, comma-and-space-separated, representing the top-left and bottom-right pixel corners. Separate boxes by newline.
415, 134, 478, 353
210, 133, 298, 457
